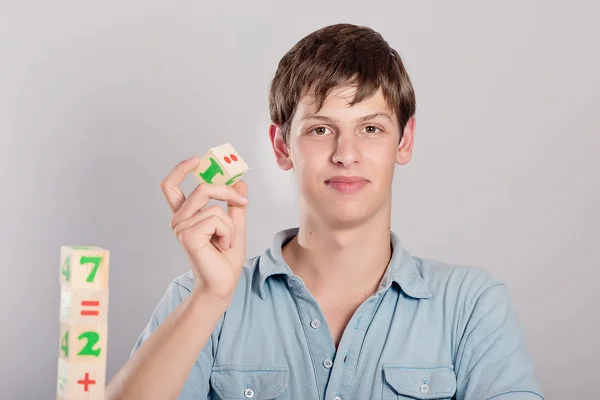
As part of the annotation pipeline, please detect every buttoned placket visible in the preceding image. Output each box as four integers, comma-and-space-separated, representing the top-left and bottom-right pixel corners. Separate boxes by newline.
288, 277, 334, 399
288, 276, 390, 400
324, 288, 387, 400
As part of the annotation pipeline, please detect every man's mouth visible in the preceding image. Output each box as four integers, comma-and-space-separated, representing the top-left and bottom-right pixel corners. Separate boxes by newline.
325, 176, 368, 193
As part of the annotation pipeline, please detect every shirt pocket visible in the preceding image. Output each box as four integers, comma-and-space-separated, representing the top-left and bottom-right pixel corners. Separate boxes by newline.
381, 363, 456, 400
210, 366, 290, 400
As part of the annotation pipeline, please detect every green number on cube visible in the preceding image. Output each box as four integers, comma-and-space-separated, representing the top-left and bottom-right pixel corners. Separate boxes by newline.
79, 256, 102, 283
77, 331, 101, 357
61, 255, 71, 283
61, 331, 69, 357
61, 329, 101, 358
198, 157, 224, 183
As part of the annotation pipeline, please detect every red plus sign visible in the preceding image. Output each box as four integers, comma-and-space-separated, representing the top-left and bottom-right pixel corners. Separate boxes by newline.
77, 372, 96, 392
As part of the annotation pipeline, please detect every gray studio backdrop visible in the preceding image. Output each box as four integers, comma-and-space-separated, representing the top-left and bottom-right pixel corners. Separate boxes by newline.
1, 1, 598, 398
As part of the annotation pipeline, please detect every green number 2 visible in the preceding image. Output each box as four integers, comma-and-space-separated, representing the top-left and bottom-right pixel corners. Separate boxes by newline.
61, 330, 101, 358
79, 256, 102, 283
77, 331, 101, 357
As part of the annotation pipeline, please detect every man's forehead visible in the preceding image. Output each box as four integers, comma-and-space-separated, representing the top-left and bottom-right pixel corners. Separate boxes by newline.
298, 85, 394, 117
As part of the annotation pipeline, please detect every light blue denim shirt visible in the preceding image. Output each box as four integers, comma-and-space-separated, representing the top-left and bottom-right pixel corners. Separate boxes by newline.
132, 227, 545, 400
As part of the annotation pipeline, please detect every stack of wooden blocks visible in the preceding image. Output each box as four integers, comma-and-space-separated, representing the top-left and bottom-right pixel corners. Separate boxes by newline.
53, 142, 246, 398
57, 246, 110, 399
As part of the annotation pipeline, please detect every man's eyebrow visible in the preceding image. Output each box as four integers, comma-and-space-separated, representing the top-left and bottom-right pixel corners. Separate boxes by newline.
301, 112, 393, 124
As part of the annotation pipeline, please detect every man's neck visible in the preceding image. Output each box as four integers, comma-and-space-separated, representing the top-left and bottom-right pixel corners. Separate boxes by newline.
281, 210, 393, 300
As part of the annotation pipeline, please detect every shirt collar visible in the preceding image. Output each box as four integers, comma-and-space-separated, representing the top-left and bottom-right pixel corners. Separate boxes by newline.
257, 227, 432, 300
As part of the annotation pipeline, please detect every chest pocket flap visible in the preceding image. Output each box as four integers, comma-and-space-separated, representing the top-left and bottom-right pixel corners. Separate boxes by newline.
211, 366, 289, 400
383, 363, 457, 399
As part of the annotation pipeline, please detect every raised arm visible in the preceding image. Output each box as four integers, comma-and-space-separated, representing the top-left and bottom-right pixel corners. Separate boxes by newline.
106, 155, 250, 399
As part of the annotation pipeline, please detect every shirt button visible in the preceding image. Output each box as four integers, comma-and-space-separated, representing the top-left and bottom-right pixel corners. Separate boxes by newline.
310, 319, 321, 329
333, 396, 342, 400
244, 388, 255, 398
420, 383, 430, 393
323, 359, 333, 368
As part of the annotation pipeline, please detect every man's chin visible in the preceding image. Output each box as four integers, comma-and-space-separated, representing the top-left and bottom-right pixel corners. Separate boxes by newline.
316, 207, 371, 228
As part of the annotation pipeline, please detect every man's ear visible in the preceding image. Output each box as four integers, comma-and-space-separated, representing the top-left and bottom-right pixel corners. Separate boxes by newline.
396, 116, 416, 165
269, 123, 293, 171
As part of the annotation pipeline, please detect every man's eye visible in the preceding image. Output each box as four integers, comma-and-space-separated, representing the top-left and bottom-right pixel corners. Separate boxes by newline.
363, 126, 382, 134
310, 127, 330, 136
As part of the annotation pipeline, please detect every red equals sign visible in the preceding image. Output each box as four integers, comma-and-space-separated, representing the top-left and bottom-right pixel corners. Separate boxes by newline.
80, 300, 100, 316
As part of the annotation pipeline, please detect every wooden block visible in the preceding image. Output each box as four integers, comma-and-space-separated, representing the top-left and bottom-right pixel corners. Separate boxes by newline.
58, 322, 108, 364
194, 142, 249, 186
60, 246, 110, 289
60, 285, 109, 327
57, 358, 105, 399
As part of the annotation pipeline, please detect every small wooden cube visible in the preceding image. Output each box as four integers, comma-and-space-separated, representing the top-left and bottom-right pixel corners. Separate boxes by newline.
60, 285, 109, 327
57, 358, 105, 399
60, 246, 110, 289
58, 322, 108, 364
194, 142, 249, 186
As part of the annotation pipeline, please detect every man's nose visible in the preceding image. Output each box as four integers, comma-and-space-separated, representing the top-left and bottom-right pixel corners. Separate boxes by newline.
331, 133, 360, 166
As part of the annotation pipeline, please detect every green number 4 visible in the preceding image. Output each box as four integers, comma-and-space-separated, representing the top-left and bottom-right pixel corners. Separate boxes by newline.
79, 256, 102, 283
61, 255, 71, 283
61, 330, 69, 357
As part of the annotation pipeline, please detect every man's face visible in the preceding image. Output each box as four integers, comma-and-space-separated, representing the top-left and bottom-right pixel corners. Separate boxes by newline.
270, 84, 415, 228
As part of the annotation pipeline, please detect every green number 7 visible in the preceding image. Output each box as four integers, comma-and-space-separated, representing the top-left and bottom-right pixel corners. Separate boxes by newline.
79, 256, 102, 283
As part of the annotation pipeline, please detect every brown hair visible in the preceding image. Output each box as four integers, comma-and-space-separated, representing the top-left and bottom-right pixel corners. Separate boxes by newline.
268, 23, 416, 145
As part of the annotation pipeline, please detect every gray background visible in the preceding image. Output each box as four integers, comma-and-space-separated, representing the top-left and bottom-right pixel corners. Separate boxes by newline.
1, 1, 598, 398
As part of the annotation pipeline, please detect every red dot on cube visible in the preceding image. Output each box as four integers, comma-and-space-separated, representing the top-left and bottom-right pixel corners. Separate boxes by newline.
224, 154, 238, 164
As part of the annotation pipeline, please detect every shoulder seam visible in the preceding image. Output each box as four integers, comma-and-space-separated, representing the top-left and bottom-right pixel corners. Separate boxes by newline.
172, 279, 192, 293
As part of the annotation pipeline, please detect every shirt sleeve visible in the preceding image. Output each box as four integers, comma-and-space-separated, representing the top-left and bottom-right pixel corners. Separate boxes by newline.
130, 280, 217, 399
454, 282, 545, 400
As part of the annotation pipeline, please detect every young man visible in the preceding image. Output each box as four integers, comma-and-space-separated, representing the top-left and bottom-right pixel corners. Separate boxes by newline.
107, 24, 545, 399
